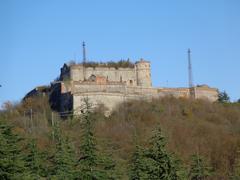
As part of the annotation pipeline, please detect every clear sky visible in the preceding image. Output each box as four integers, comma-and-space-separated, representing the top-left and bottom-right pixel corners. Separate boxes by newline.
0, 0, 240, 105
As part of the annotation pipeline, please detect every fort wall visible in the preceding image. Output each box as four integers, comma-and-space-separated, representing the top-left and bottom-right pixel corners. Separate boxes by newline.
25, 58, 219, 116
61, 59, 152, 87
69, 83, 218, 114
69, 65, 138, 86
56, 59, 219, 114
195, 86, 218, 102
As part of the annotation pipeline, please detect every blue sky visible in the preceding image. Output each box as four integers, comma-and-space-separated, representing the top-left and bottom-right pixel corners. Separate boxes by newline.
0, 0, 240, 105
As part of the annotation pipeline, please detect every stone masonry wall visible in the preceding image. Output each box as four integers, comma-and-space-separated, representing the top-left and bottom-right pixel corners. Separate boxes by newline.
58, 60, 218, 115
70, 65, 138, 86
71, 83, 218, 114
61, 59, 152, 87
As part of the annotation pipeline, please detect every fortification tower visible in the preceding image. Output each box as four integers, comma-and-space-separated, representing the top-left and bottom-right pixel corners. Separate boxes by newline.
135, 59, 152, 87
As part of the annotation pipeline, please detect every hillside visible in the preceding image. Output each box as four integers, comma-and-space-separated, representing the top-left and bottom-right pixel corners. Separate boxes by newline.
1, 96, 240, 179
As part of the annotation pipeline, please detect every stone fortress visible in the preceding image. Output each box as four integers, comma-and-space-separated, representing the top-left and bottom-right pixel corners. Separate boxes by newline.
45, 59, 218, 114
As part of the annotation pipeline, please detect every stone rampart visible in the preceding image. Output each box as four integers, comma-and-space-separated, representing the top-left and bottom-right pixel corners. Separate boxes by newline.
57, 60, 219, 114
71, 83, 218, 114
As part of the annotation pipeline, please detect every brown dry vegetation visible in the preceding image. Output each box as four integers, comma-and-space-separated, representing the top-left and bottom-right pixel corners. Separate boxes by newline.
1, 96, 240, 179
94, 97, 240, 179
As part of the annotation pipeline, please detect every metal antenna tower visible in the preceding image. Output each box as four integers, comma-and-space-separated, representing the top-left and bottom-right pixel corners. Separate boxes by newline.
82, 41, 86, 64
82, 41, 87, 80
188, 48, 195, 98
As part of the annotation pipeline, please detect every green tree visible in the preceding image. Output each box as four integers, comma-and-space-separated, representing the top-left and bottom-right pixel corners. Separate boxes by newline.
218, 91, 230, 103
144, 126, 183, 180
189, 154, 212, 180
129, 143, 148, 180
51, 122, 77, 180
172, 158, 188, 180
76, 98, 116, 179
0, 120, 26, 179
24, 139, 47, 179
146, 127, 179, 179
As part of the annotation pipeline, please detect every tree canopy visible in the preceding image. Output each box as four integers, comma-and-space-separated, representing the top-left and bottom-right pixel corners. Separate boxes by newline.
218, 91, 230, 103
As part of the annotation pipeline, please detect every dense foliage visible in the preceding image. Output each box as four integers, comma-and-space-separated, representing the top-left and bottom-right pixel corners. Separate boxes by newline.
189, 154, 212, 180
218, 91, 230, 103
51, 123, 77, 179
129, 127, 184, 179
1, 96, 240, 179
0, 120, 26, 179
76, 98, 116, 179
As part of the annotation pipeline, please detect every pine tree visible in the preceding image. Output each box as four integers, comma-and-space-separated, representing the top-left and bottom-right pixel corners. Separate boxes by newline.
129, 143, 148, 180
144, 126, 183, 180
51, 122, 77, 180
189, 154, 212, 180
169, 155, 188, 180
0, 120, 26, 179
24, 139, 48, 179
76, 98, 116, 179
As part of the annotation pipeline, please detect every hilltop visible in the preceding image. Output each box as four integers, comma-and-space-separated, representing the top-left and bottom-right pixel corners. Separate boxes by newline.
1, 96, 240, 179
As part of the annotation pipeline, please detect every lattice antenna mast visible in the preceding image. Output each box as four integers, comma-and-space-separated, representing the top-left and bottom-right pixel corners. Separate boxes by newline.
82, 41, 86, 64
188, 48, 195, 98
188, 48, 193, 88
82, 41, 87, 80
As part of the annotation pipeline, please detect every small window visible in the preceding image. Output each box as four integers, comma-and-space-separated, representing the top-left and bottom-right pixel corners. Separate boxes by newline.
130, 80, 133, 85
88, 74, 96, 82
120, 76, 122, 82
